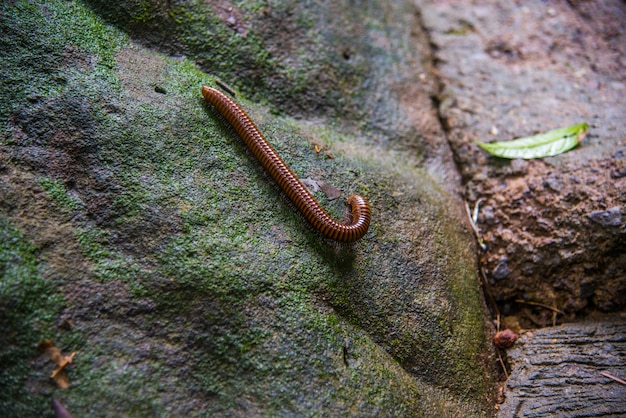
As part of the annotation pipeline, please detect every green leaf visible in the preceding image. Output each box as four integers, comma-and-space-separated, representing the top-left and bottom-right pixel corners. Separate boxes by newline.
476, 123, 589, 159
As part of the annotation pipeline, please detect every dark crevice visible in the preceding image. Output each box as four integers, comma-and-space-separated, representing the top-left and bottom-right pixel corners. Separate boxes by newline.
412, 7, 469, 189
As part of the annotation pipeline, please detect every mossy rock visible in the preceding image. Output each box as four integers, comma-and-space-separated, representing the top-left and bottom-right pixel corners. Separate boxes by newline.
0, 1, 495, 416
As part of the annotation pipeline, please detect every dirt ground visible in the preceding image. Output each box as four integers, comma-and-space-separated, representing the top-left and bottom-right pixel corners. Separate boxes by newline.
421, 0, 625, 329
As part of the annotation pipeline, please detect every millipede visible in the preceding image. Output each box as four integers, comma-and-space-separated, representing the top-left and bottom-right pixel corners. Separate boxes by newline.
201, 85, 371, 243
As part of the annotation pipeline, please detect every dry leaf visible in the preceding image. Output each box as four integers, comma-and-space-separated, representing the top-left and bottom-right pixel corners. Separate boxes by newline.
301, 178, 321, 192
318, 181, 342, 200
37, 339, 76, 389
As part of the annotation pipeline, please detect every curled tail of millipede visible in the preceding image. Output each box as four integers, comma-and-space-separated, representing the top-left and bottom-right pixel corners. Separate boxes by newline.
201, 85, 371, 243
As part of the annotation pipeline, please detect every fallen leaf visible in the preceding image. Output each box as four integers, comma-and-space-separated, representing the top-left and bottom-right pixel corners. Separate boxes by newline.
37, 339, 76, 389
476, 122, 589, 159
301, 178, 321, 192
318, 181, 342, 200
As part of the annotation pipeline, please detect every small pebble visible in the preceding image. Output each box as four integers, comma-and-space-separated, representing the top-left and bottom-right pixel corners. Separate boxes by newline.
588, 207, 622, 227
493, 257, 510, 280
494, 329, 518, 349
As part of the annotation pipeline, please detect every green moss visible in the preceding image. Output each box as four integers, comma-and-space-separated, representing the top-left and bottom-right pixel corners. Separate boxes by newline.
1, 0, 494, 414
235, 0, 267, 14
0, 218, 66, 416
413, 200, 492, 398
0, 0, 126, 126
56, 349, 168, 417
39, 177, 82, 213
75, 227, 111, 262
131, 1, 155, 23
74, 227, 148, 296
166, 1, 275, 94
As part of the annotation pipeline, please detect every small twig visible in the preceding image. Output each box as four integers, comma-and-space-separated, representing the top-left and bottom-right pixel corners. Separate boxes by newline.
472, 197, 486, 223
514, 299, 565, 315
465, 200, 487, 250
215, 79, 237, 97
600, 371, 626, 386
496, 349, 509, 379
480, 267, 500, 318
482, 274, 508, 380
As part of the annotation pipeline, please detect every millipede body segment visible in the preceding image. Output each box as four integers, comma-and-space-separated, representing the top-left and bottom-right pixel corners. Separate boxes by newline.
201, 85, 371, 243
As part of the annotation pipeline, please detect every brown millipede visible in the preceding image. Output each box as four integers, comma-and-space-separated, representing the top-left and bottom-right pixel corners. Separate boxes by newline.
201, 85, 371, 243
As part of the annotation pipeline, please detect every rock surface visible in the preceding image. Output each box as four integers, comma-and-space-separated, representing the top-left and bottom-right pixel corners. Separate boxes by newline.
498, 315, 626, 417
1, 0, 495, 416
3, 1, 623, 416
420, 0, 626, 413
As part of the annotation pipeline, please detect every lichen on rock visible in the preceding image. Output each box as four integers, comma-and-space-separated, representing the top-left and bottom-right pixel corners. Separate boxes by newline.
0, 0, 496, 416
